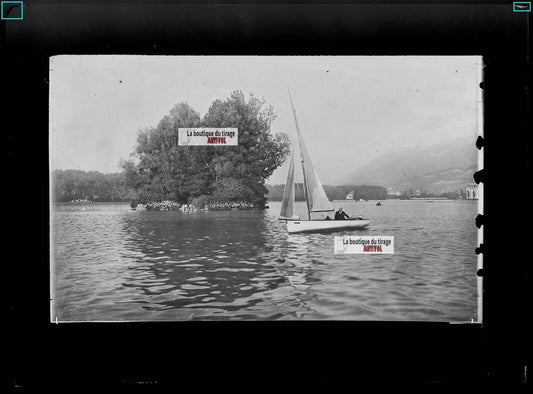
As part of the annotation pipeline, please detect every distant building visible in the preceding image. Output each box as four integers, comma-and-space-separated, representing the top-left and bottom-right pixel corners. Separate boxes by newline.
465, 183, 479, 200
346, 190, 354, 200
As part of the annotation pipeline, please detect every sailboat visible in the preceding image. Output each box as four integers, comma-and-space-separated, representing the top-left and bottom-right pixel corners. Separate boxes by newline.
279, 90, 370, 234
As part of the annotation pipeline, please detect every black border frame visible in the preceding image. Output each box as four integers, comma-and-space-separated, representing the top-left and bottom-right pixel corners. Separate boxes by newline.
4, 1, 530, 389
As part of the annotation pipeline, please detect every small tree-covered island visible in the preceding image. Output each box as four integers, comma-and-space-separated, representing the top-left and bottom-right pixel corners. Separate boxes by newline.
53, 91, 391, 210
120, 91, 291, 210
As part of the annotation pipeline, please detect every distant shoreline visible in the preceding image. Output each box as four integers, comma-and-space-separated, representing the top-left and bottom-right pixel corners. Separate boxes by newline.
55, 198, 478, 207
54, 201, 149, 205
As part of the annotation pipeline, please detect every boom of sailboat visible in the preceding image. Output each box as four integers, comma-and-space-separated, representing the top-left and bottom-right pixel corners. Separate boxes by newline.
279, 89, 370, 234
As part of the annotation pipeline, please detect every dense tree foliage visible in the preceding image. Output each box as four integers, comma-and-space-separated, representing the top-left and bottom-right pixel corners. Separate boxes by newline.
53, 169, 133, 202
266, 184, 388, 201
121, 91, 291, 206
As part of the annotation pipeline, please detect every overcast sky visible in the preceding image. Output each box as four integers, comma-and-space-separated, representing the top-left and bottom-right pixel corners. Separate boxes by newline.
49, 55, 481, 185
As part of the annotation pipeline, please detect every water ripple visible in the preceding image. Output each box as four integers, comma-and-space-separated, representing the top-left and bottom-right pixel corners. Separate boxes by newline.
52, 200, 479, 321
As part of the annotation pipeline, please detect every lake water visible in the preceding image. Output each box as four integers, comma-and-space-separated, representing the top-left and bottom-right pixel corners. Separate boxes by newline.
51, 200, 479, 321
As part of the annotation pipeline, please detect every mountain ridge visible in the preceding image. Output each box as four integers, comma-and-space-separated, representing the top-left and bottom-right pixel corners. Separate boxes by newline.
332, 137, 478, 193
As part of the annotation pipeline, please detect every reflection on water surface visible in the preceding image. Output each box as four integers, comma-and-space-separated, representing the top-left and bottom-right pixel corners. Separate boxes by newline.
52, 200, 478, 321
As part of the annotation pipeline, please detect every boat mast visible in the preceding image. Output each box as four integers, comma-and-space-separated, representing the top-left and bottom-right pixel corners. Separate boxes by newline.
287, 87, 311, 220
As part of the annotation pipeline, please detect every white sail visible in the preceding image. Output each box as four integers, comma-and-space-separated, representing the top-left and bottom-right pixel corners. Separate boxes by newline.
296, 129, 334, 213
287, 89, 334, 217
281, 89, 370, 233
279, 148, 296, 219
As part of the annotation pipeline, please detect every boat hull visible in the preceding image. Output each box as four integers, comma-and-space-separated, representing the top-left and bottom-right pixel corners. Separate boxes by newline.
285, 219, 370, 234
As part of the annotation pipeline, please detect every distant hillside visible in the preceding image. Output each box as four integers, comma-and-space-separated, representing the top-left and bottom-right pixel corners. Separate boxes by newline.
336, 137, 478, 193
265, 184, 387, 201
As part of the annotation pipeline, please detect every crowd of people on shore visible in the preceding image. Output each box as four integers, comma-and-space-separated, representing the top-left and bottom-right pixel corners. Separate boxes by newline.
204, 201, 255, 211
179, 204, 197, 212
68, 198, 93, 204
138, 200, 256, 211
143, 200, 182, 211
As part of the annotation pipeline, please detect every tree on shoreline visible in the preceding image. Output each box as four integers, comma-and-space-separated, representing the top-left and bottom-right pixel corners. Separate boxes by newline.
52, 169, 132, 202
121, 91, 291, 207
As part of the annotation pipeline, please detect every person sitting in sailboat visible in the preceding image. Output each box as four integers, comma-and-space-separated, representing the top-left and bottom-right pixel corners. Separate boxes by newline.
334, 207, 350, 220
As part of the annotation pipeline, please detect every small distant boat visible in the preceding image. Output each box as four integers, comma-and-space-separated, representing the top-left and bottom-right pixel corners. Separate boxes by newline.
279, 89, 370, 234
130, 199, 138, 210
376, 201, 382, 206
